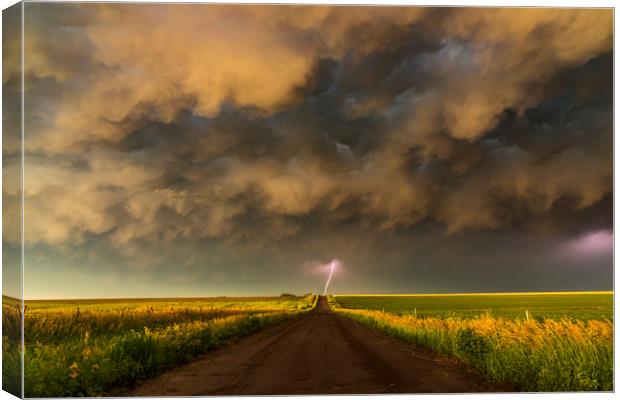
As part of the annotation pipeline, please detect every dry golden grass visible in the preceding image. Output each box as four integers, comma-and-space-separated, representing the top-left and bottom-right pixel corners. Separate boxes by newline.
332, 299, 612, 392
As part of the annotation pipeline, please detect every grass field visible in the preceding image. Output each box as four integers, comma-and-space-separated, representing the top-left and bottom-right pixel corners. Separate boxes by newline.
3, 292, 613, 395
3, 294, 317, 397
2, 296, 21, 398
335, 292, 613, 321
332, 292, 613, 392
24, 296, 311, 312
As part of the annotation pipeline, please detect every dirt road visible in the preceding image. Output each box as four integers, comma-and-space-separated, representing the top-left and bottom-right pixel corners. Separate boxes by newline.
131, 297, 502, 395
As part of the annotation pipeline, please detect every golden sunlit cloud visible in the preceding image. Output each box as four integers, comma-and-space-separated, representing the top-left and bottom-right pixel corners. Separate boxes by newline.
2, 4, 612, 296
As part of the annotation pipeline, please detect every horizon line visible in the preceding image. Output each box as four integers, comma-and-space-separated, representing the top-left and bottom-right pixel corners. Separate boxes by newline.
3, 289, 613, 302
335, 290, 614, 297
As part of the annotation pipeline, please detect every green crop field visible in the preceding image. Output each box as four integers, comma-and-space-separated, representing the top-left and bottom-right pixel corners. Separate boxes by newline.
24, 296, 312, 313
2, 294, 317, 397
334, 292, 613, 321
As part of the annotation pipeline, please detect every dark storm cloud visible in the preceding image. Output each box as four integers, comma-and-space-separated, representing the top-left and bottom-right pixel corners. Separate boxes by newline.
2, 4, 613, 294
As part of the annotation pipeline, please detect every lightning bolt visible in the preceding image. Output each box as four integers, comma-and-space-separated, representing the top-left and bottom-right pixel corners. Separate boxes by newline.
323, 260, 336, 295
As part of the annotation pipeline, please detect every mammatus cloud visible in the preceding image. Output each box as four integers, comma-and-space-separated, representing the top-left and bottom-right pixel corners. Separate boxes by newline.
2, 5, 612, 254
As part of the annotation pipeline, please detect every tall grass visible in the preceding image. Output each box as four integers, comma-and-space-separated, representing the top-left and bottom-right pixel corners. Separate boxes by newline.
333, 302, 612, 392
24, 307, 248, 344
5, 294, 317, 397
24, 312, 301, 397
2, 302, 22, 397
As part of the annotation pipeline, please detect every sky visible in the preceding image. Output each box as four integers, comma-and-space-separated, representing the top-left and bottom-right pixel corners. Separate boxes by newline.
2, 4, 613, 299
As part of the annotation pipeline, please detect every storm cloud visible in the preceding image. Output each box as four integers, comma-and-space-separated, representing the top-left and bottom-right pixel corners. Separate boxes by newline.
3, 4, 612, 297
